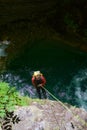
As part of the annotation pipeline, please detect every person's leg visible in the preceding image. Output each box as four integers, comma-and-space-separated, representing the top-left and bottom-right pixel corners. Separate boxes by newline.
36, 87, 42, 99
41, 87, 47, 99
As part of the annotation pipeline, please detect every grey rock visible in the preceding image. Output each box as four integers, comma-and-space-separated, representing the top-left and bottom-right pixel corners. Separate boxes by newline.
11, 100, 87, 130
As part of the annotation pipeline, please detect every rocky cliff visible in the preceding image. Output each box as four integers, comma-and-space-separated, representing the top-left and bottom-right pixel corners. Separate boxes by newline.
4, 99, 87, 130
0, 0, 56, 25
0, 0, 87, 71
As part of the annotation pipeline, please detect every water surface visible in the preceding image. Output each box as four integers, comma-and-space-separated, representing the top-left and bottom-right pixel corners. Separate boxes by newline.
1, 40, 87, 110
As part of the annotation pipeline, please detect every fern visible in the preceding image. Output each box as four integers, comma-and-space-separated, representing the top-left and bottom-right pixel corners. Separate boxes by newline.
0, 82, 28, 118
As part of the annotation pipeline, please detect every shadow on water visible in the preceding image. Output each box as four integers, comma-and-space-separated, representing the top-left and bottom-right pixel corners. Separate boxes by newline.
1, 40, 87, 110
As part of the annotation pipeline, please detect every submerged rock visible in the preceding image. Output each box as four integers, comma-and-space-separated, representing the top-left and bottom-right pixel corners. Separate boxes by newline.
11, 99, 87, 130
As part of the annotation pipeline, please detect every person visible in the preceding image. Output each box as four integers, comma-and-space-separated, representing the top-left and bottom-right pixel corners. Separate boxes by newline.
32, 71, 47, 99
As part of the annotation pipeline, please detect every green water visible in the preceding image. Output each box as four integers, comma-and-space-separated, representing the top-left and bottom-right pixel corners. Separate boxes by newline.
2, 40, 87, 109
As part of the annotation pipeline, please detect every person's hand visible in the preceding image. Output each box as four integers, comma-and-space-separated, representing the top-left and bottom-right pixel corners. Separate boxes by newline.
38, 84, 43, 87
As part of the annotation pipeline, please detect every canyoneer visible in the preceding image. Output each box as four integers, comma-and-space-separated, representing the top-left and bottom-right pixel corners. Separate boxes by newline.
32, 71, 47, 99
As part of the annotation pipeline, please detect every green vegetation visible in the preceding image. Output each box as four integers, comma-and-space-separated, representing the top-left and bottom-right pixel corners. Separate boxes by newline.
0, 82, 46, 118
0, 82, 30, 118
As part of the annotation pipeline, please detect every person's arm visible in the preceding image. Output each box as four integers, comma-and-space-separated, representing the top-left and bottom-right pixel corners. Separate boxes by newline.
32, 77, 36, 87
41, 76, 46, 86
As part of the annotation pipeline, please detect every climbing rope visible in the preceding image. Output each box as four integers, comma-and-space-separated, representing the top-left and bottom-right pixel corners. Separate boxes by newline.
43, 87, 87, 129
